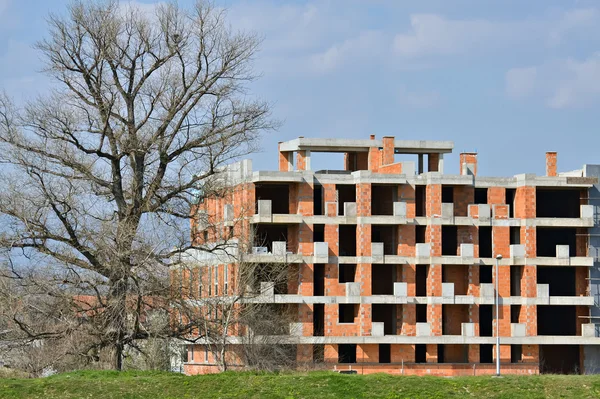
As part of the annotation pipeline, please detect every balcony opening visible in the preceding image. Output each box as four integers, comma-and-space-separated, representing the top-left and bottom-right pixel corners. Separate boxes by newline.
339, 225, 357, 256
479, 226, 492, 257
415, 185, 426, 217
480, 344, 493, 363
252, 264, 288, 294
339, 304, 358, 323
253, 224, 287, 253
442, 305, 469, 335
540, 345, 580, 374
441, 344, 468, 363
251, 304, 296, 335
416, 265, 428, 296
480, 266, 492, 284
510, 266, 522, 296
372, 185, 397, 215
372, 225, 397, 255
313, 224, 324, 243
339, 264, 357, 283
373, 304, 397, 335
372, 265, 396, 295
416, 304, 427, 323
474, 188, 488, 204
538, 306, 576, 335
537, 266, 576, 296
379, 344, 391, 364
506, 188, 516, 218
255, 183, 289, 214
338, 344, 357, 363
415, 344, 427, 363
537, 188, 581, 218
443, 265, 468, 295
442, 226, 458, 256
314, 264, 325, 296
510, 226, 520, 245
416, 225, 426, 243
313, 344, 324, 363
479, 305, 493, 337
313, 184, 323, 216
313, 304, 324, 336
442, 186, 454, 203
337, 184, 356, 216
537, 227, 577, 257
511, 305, 521, 323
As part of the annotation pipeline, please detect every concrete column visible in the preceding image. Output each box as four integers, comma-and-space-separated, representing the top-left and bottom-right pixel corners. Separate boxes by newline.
418, 154, 424, 174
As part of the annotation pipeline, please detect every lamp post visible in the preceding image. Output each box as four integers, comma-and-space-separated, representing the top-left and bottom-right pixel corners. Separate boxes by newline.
495, 254, 503, 377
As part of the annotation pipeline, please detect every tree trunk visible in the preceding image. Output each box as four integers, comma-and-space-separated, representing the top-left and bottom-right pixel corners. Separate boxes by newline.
106, 275, 128, 371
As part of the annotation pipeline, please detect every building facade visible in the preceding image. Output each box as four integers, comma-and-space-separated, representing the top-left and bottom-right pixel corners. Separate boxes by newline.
182, 135, 600, 376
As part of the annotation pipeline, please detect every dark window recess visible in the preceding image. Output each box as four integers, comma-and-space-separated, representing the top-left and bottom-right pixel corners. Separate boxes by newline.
416, 265, 428, 296
536, 227, 576, 257
313, 345, 324, 363
254, 224, 287, 253
537, 267, 575, 296
511, 305, 521, 324
479, 226, 492, 257
339, 225, 357, 256
442, 226, 458, 256
510, 266, 522, 296
506, 188, 516, 218
372, 265, 395, 295
415, 344, 427, 363
372, 225, 397, 255
480, 344, 494, 363
416, 225, 426, 243
379, 344, 391, 364
442, 186, 454, 203
313, 184, 323, 216
416, 186, 426, 217
474, 188, 488, 204
537, 306, 576, 336
510, 226, 520, 245
313, 265, 324, 296
255, 183, 289, 214
416, 304, 427, 323
313, 304, 324, 336
511, 345, 522, 363
372, 185, 397, 216
437, 345, 445, 363
479, 305, 493, 337
313, 224, 324, 243
337, 185, 356, 216
372, 304, 397, 335
536, 189, 581, 218
339, 304, 358, 323
339, 264, 357, 283
540, 345, 580, 374
480, 266, 492, 284
338, 344, 357, 363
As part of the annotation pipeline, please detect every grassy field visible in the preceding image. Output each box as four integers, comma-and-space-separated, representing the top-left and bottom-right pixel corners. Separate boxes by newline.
1, 370, 600, 399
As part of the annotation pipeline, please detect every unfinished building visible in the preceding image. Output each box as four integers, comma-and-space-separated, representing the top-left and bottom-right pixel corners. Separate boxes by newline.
179, 135, 600, 375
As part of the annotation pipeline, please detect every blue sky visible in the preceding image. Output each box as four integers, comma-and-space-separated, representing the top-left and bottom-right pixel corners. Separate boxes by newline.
1, 0, 600, 176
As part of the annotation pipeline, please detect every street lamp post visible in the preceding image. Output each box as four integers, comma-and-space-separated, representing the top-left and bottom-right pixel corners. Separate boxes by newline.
495, 254, 503, 377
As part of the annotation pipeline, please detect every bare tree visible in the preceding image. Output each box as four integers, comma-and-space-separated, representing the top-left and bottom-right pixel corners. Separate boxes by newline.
0, 0, 274, 370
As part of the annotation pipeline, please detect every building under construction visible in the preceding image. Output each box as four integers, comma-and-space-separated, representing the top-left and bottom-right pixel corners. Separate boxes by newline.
182, 135, 600, 375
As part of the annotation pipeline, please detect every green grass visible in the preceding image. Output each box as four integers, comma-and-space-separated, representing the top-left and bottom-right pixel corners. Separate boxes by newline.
1, 370, 600, 399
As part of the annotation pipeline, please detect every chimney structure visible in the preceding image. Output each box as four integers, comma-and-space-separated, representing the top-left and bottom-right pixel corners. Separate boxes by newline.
546, 152, 557, 177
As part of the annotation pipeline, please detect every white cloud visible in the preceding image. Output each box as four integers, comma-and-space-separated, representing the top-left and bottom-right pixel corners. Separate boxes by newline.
397, 86, 439, 108
505, 54, 600, 108
505, 67, 537, 98
392, 14, 515, 58
309, 30, 388, 73
546, 55, 600, 108
547, 8, 599, 47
